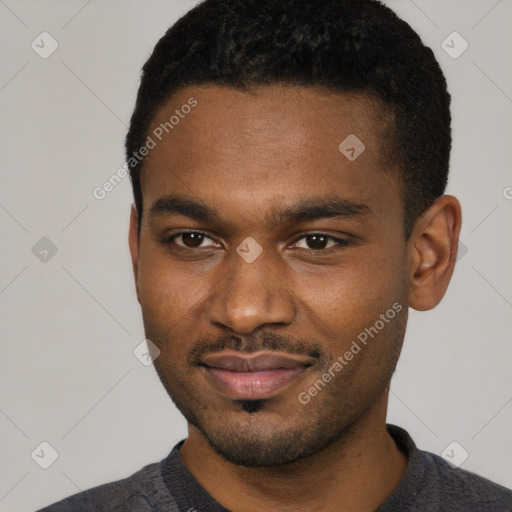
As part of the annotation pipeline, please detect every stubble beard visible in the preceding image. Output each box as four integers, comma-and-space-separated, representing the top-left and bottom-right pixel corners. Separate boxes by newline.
153, 355, 399, 468
148, 312, 406, 468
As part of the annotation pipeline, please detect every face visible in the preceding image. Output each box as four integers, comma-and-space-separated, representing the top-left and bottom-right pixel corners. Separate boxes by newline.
131, 85, 410, 467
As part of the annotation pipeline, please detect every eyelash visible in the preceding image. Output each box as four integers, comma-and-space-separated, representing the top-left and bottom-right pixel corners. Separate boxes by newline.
160, 231, 350, 255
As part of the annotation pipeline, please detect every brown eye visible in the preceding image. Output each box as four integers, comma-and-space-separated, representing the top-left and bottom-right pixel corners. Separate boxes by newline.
293, 234, 347, 251
304, 234, 329, 250
168, 231, 217, 249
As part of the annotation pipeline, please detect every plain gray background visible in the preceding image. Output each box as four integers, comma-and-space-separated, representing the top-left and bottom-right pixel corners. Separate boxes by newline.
1, 0, 511, 510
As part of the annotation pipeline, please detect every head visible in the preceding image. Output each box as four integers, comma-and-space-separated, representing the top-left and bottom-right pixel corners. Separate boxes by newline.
127, 0, 461, 467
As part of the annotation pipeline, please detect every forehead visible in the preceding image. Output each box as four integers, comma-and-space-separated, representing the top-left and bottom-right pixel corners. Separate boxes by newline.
141, 84, 400, 227
146, 84, 391, 163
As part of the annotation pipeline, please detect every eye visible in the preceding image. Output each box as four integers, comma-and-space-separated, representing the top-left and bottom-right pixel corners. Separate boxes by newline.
291, 233, 349, 252
164, 231, 219, 249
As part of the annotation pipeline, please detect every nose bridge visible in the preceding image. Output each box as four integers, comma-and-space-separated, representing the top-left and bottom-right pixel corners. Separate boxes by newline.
207, 243, 295, 333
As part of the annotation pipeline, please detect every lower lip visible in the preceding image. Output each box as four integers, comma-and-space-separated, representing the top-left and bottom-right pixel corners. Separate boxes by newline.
205, 367, 306, 400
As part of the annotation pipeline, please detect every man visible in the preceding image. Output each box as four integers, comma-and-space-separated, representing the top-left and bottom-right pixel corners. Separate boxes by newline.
39, 0, 512, 510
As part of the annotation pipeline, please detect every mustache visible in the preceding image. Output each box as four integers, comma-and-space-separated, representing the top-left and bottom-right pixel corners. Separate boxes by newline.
187, 331, 328, 367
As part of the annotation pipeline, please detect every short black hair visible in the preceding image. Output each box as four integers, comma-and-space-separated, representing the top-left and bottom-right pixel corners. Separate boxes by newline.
126, 0, 451, 238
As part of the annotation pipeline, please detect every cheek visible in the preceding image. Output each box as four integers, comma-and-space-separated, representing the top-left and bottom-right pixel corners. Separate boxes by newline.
138, 241, 196, 309
289, 251, 407, 367
137, 254, 200, 356
299, 250, 404, 321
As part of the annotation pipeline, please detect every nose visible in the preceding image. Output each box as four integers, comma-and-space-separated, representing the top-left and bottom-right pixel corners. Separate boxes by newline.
207, 245, 296, 334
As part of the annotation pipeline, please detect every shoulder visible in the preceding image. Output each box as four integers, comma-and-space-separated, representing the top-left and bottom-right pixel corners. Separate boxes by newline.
422, 450, 512, 509
384, 425, 512, 511
36, 460, 177, 512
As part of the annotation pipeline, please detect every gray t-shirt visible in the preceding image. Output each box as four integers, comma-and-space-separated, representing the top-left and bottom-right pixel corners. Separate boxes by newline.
37, 425, 512, 511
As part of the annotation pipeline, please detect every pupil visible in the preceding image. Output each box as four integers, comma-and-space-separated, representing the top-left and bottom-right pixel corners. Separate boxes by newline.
308, 234, 327, 250
183, 232, 203, 248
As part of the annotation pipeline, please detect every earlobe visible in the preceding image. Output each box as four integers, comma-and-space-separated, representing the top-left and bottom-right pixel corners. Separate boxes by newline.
408, 195, 462, 311
128, 205, 141, 304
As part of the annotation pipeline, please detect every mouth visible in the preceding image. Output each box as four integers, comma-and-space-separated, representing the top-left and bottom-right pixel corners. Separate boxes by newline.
201, 350, 315, 400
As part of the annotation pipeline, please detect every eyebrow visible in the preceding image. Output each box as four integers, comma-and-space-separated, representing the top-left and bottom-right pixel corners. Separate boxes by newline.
149, 196, 222, 223
148, 195, 369, 227
267, 197, 369, 227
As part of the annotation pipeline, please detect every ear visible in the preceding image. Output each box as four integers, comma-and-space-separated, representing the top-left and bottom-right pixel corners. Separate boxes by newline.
407, 195, 462, 311
128, 204, 141, 304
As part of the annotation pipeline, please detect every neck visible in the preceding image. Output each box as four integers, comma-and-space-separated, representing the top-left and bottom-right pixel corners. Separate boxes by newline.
179, 390, 408, 512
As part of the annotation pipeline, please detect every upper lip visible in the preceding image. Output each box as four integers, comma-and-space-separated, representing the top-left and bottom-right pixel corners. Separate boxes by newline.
201, 350, 315, 372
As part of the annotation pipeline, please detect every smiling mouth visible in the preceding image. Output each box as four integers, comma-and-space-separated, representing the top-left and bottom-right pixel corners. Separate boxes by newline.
201, 350, 315, 400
